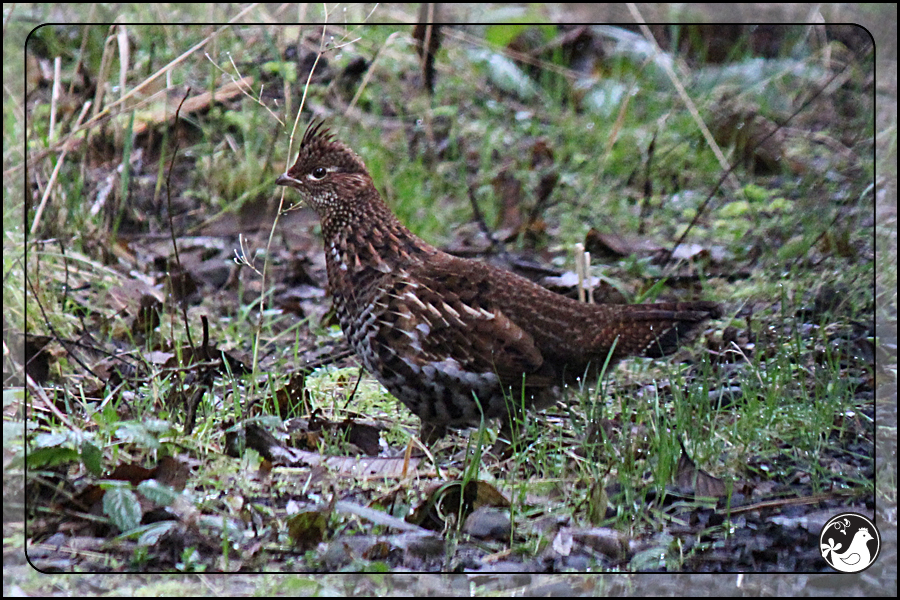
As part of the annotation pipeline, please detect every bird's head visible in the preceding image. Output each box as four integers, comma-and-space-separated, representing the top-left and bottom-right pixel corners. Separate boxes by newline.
276, 122, 374, 221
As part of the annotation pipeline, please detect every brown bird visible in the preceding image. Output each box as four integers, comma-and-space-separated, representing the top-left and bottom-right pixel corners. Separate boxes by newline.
276, 122, 720, 443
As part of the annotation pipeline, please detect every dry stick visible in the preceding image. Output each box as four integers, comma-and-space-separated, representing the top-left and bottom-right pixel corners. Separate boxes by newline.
29, 328, 137, 369
417, 5, 437, 93
346, 31, 402, 117
49, 57, 61, 142
627, 6, 739, 193
91, 26, 116, 123
726, 493, 851, 516
162, 101, 215, 438
637, 130, 657, 235
206, 53, 284, 125
466, 183, 506, 256
26, 373, 80, 433
116, 24, 130, 152
575, 243, 586, 303
24, 272, 98, 380
88, 6, 257, 129
601, 66, 641, 169
30, 101, 91, 237
164, 90, 195, 352
200, 315, 211, 360
54, 238, 89, 336
341, 370, 365, 412
253, 22, 330, 377
445, 27, 580, 82
663, 49, 868, 269
15, 4, 259, 178
68, 11, 97, 97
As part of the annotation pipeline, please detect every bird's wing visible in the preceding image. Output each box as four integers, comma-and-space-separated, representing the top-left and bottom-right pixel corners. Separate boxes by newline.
372, 262, 547, 385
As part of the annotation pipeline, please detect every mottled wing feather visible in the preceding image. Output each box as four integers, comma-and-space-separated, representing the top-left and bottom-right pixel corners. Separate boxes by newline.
374, 264, 546, 384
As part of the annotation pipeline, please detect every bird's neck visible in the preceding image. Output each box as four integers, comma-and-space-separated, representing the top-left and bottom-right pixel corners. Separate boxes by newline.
322, 192, 435, 291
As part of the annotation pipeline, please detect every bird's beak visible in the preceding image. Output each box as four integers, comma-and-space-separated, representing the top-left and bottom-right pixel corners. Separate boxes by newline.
276, 173, 298, 188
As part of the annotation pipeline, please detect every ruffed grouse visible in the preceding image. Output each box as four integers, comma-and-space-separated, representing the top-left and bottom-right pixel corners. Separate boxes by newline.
276, 122, 720, 443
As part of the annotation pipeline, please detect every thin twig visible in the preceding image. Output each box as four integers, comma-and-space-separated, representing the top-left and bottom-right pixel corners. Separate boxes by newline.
165, 89, 195, 351
27, 373, 80, 433
256, 22, 330, 376
346, 31, 402, 116
628, 6, 739, 193
12, 4, 259, 179
30, 101, 91, 236
466, 183, 506, 256
663, 44, 871, 269
49, 57, 60, 142
204, 52, 284, 125
341, 369, 365, 411
24, 272, 98, 379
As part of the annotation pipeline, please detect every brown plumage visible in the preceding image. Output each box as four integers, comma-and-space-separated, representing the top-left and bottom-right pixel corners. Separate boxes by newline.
276, 122, 720, 442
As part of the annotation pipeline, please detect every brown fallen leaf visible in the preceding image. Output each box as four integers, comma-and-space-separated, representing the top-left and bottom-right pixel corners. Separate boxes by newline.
674, 440, 728, 499
407, 479, 510, 531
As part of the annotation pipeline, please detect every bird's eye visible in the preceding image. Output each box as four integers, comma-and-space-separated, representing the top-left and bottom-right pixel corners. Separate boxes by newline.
310, 167, 328, 181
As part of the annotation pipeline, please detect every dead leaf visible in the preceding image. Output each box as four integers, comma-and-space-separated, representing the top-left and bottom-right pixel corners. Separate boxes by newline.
674, 442, 728, 498
407, 480, 510, 531
287, 509, 329, 551
585, 228, 662, 258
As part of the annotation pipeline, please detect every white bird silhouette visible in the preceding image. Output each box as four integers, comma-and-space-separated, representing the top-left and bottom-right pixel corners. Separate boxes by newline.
822, 527, 874, 572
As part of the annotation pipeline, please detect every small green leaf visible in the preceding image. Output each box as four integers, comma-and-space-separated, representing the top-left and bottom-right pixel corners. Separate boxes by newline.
742, 183, 771, 203
287, 510, 329, 550
261, 60, 297, 83
103, 486, 143, 533
137, 479, 180, 506
719, 200, 752, 218
767, 197, 791, 212
27, 446, 80, 470
777, 236, 812, 260
138, 520, 179, 546
116, 422, 160, 450
80, 440, 104, 476
484, 24, 529, 49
